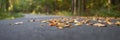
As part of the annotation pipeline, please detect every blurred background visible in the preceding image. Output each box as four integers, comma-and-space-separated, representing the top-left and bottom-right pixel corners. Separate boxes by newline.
0, 0, 120, 19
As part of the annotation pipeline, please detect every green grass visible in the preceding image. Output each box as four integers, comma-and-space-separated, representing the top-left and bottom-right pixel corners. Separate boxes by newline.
0, 12, 23, 20
93, 9, 120, 17
0, 8, 119, 20
54, 11, 73, 16
77, 9, 120, 18
50, 9, 120, 18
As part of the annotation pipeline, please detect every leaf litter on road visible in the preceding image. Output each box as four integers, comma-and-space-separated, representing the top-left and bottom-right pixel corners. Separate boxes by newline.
9, 17, 120, 29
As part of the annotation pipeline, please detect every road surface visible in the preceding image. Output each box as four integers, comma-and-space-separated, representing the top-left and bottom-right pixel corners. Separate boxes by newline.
0, 14, 120, 40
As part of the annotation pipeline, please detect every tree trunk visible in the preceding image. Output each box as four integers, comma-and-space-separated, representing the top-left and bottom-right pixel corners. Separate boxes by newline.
108, 0, 111, 13
72, 0, 77, 15
77, 0, 81, 15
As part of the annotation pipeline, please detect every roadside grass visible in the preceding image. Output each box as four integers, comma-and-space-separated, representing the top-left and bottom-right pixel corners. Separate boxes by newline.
0, 12, 23, 20
54, 11, 73, 16
92, 9, 120, 17
0, 8, 119, 20
53, 9, 120, 18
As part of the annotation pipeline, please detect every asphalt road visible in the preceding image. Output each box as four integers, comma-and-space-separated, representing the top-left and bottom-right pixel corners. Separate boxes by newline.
0, 14, 120, 40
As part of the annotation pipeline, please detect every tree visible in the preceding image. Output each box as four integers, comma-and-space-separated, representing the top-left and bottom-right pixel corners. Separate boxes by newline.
0, 0, 9, 13
72, 0, 77, 15
107, 0, 111, 13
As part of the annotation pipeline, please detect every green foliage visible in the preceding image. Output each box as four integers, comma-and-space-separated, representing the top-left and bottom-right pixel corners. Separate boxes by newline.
0, 0, 120, 19
0, 13, 23, 20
